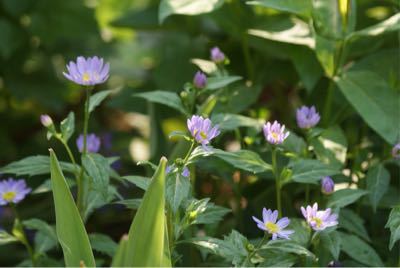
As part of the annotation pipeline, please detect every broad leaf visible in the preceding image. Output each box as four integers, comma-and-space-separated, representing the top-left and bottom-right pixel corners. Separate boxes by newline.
23, 218, 58, 253
166, 172, 191, 213
211, 113, 263, 131
320, 230, 341, 260
339, 209, 370, 242
335, 70, 400, 144
262, 240, 315, 259
49, 149, 95, 267
133, 90, 187, 115
82, 153, 110, 199
123, 157, 169, 267
60, 112, 75, 142
385, 206, 400, 250
327, 188, 368, 208
89, 89, 114, 113
122, 176, 150, 190
205, 76, 242, 90
366, 164, 390, 212
89, 233, 118, 257
312, 0, 343, 39
111, 235, 128, 267
247, 0, 312, 17
289, 159, 340, 184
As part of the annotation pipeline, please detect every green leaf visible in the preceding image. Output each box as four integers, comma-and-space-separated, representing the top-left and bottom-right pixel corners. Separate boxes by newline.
366, 164, 390, 212
89, 233, 118, 257
211, 113, 263, 131
335, 70, 400, 144
347, 13, 400, 40
123, 157, 169, 267
262, 240, 315, 259
259, 251, 298, 267
205, 76, 242, 90
312, 0, 343, 39
339, 232, 383, 266
287, 218, 311, 247
159, 0, 224, 23
385, 206, 400, 250
111, 235, 128, 267
327, 188, 368, 208
0, 155, 76, 177
320, 230, 341, 260
122, 176, 150, 190
23, 218, 58, 253
166, 172, 191, 213
89, 89, 114, 114
49, 149, 95, 267
60, 112, 75, 142
247, 0, 312, 17
133, 90, 187, 115
339, 209, 370, 242
116, 198, 142, 209
0, 230, 18, 246
314, 34, 337, 77
289, 159, 340, 184
185, 198, 230, 225
168, 130, 191, 140
82, 153, 110, 199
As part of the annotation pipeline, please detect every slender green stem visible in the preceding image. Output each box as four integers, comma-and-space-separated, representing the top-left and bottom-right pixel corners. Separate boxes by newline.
244, 233, 269, 266
10, 205, 36, 266
182, 140, 195, 164
271, 148, 282, 217
77, 87, 92, 216
59, 139, 79, 176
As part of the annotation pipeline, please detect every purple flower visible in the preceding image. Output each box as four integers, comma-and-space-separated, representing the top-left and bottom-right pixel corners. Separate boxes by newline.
193, 71, 207, 89
40, 114, 53, 127
392, 143, 400, 159
252, 208, 294, 240
296, 106, 320, 129
321, 176, 334, 194
187, 115, 220, 149
263, 121, 289, 145
0, 178, 31, 205
76, 133, 101, 153
301, 203, 338, 231
210, 46, 225, 63
63, 56, 109, 86
166, 165, 190, 178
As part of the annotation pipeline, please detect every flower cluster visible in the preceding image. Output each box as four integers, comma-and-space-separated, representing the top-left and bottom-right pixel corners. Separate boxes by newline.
252, 208, 294, 240
0, 178, 31, 206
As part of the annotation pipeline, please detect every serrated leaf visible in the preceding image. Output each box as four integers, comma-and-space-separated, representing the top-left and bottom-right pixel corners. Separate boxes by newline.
133, 90, 187, 115
385, 206, 400, 250
339, 209, 370, 242
366, 164, 390, 212
290, 159, 340, 184
89, 233, 118, 257
205, 76, 242, 90
60, 112, 75, 142
49, 149, 95, 267
89, 89, 114, 114
327, 188, 368, 208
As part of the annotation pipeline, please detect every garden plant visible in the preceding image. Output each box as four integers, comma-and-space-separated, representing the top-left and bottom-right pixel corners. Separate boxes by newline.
0, 0, 399, 267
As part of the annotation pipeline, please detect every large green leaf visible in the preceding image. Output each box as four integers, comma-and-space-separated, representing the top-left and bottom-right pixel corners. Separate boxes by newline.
347, 13, 400, 40
82, 153, 110, 199
123, 157, 169, 267
289, 159, 340, 184
133, 90, 187, 115
247, 0, 312, 17
320, 230, 341, 260
23, 218, 58, 254
111, 235, 128, 267
205, 76, 242, 90
312, 0, 343, 39
89, 89, 114, 113
385, 206, 400, 250
339, 209, 370, 242
335, 70, 400, 144
159, 0, 224, 23
366, 164, 390, 212
327, 188, 368, 208
122, 176, 150, 190
49, 149, 95, 267
166, 172, 191, 213
339, 232, 383, 266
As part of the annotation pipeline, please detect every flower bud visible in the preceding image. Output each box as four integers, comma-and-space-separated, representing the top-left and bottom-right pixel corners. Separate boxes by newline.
210, 46, 225, 63
321, 176, 334, 194
40, 114, 53, 127
193, 71, 207, 89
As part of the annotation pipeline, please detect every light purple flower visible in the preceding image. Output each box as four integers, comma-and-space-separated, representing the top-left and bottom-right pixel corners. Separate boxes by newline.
392, 143, 400, 159
263, 121, 289, 145
63, 56, 110, 86
166, 165, 190, 178
187, 115, 220, 149
193, 71, 207, 89
0, 178, 31, 205
296, 106, 320, 129
76, 133, 101, 153
321, 176, 334, 194
210, 46, 225, 63
301, 203, 338, 231
252, 208, 294, 240
40, 114, 53, 127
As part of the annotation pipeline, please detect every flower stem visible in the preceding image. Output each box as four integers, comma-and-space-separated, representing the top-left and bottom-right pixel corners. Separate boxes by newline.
271, 148, 282, 217
244, 233, 269, 266
182, 140, 195, 164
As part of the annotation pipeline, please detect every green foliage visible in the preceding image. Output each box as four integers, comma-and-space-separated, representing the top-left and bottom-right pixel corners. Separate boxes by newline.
82, 153, 111, 199
327, 189, 368, 208
60, 112, 75, 142
385, 206, 400, 250
366, 164, 390, 212
89, 90, 115, 114
89, 233, 118, 257
289, 159, 340, 184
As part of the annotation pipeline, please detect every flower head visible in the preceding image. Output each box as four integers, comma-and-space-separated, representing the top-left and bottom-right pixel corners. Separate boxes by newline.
321, 176, 334, 194
301, 203, 338, 231
263, 121, 289, 145
392, 143, 400, 159
187, 115, 220, 149
296, 106, 320, 129
210, 46, 225, 63
76, 133, 101, 153
40, 114, 53, 127
0, 178, 31, 205
252, 208, 294, 240
63, 56, 109, 86
193, 71, 207, 89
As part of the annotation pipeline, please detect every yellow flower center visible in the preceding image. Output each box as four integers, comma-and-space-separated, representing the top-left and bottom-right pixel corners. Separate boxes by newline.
271, 132, 279, 141
82, 73, 91, 82
200, 131, 207, 140
311, 217, 323, 228
265, 222, 279, 234
2, 191, 16, 201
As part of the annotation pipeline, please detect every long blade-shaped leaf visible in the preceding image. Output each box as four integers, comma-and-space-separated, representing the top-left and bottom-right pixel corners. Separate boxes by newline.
49, 149, 95, 267
123, 157, 169, 267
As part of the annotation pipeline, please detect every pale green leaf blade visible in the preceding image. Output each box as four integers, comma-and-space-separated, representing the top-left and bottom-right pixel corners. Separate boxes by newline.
111, 235, 128, 267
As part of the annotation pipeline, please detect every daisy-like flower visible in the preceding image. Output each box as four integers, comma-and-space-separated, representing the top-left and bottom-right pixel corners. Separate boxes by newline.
263, 121, 289, 145
301, 203, 338, 231
76, 133, 101, 153
187, 115, 220, 149
392, 143, 400, 159
0, 178, 31, 205
193, 71, 207, 89
296, 105, 320, 129
63, 56, 109, 86
252, 208, 294, 240
210, 46, 225, 63
321, 176, 334, 194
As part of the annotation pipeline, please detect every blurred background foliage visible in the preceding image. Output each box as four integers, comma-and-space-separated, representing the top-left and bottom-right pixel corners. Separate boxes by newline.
0, 0, 399, 266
